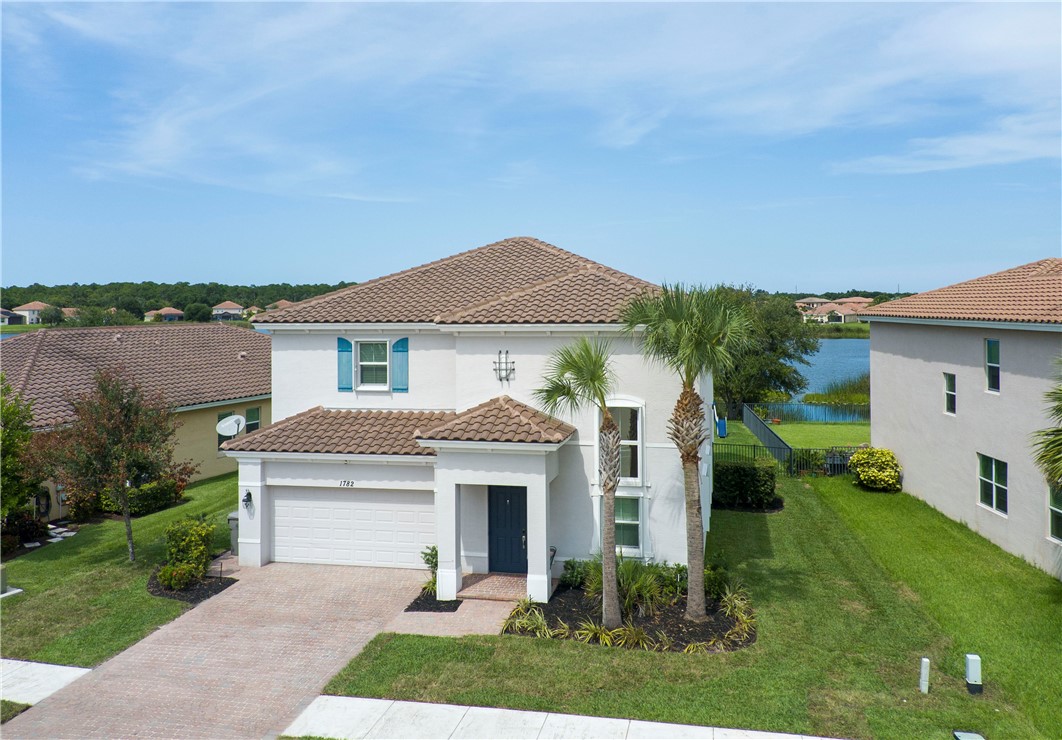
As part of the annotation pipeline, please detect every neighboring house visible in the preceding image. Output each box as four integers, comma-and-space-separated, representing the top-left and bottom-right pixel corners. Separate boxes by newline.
2, 323, 271, 520
13, 301, 52, 324
61, 308, 79, 320
145, 306, 185, 322
804, 301, 862, 323
834, 296, 873, 307
861, 259, 1062, 578
225, 236, 712, 602
795, 296, 829, 311
1, 308, 24, 325
244, 306, 263, 319
212, 301, 244, 321
265, 299, 294, 311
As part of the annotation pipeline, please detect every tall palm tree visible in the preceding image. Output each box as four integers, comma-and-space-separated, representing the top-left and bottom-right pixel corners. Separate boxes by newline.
1033, 358, 1062, 486
623, 285, 751, 621
534, 337, 622, 629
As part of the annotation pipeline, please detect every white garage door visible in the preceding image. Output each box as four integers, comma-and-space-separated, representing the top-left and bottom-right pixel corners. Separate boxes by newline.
271, 487, 435, 568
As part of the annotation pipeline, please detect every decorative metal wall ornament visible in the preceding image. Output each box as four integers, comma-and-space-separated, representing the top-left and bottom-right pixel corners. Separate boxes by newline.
493, 350, 516, 381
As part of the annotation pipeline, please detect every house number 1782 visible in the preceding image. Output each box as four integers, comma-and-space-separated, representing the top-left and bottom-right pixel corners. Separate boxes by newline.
337, 481, 357, 487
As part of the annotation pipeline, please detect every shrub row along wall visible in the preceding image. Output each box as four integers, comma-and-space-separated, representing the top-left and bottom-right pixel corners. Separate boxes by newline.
713, 459, 777, 510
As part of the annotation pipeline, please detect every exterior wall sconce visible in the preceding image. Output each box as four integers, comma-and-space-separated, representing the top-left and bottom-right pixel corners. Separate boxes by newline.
242, 491, 253, 510
494, 350, 515, 381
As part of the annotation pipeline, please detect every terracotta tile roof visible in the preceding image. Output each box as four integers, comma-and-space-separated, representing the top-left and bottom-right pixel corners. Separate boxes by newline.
254, 236, 655, 325
156, 306, 184, 315
14, 301, 51, 311
810, 302, 859, 316
222, 407, 456, 455
834, 296, 873, 304
1, 323, 271, 430
267, 299, 294, 309
416, 396, 576, 444
795, 296, 827, 304
61, 308, 78, 318
860, 258, 1062, 325
213, 301, 243, 310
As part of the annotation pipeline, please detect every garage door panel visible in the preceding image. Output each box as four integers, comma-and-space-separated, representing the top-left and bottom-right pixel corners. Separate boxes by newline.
271, 487, 433, 568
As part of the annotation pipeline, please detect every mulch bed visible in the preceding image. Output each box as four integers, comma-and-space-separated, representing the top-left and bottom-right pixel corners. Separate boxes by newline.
405, 589, 462, 612
147, 568, 237, 605
519, 586, 755, 652
712, 495, 785, 514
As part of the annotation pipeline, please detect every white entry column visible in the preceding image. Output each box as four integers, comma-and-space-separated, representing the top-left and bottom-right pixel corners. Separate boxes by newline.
237, 459, 270, 566
435, 473, 462, 600
525, 473, 551, 602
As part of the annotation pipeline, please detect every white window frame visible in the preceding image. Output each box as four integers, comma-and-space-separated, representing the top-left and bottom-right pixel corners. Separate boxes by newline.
943, 372, 956, 415
977, 453, 1008, 516
614, 494, 643, 558
1049, 483, 1062, 544
985, 338, 1000, 393
245, 406, 261, 433
604, 397, 645, 488
355, 340, 390, 391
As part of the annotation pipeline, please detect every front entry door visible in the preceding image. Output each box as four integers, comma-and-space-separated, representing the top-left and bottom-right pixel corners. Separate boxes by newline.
488, 486, 528, 574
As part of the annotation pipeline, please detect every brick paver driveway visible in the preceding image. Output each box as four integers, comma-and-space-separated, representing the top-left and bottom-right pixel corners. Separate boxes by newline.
5, 563, 424, 739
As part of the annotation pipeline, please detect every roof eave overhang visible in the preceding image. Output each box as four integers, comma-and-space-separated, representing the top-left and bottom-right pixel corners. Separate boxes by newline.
221, 450, 436, 464
414, 438, 569, 454
862, 315, 1062, 332
173, 394, 272, 413
254, 321, 631, 335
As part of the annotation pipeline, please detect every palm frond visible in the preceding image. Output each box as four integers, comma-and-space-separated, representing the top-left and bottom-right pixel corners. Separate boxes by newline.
533, 337, 616, 415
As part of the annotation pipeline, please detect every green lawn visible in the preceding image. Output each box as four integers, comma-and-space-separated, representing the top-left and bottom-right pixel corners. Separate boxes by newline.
772, 422, 870, 448
812, 477, 1062, 739
0, 324, 45, 336
325, 476, 1046, 739
716, 420, 762, 447
1, 700, 31, 723
0, 474, 236, 667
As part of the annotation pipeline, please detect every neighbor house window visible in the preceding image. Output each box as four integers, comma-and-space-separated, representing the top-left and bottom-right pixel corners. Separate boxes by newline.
944, 373, 956, 414
615, 496, 641, 552
245, 407, 261, 433
608, 405, 642, 484
217, 411, 234, 449
978, 454, 1007, 514
1050, 484, 1062, 543
985, 339, 1000, 392
357, 341, 388, 388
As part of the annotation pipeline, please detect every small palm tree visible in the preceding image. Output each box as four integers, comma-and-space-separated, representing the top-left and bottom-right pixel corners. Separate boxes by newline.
534, 337, 623, 629
1033, 358, 1062, 486
623, 285, 750, 621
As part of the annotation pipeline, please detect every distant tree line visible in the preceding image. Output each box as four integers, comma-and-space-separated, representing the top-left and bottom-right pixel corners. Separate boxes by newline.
1, 281, 354, 319
774, 289, 913, 306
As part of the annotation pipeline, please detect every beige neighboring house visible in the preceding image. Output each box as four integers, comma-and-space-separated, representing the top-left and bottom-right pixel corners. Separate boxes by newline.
212, 301, 244, 321
1, 323, 271, 520
13, 301, 52, 324
795, 296, 829, 310
861, 259, 1062, 578
244, 306, 263, 319
145, 306, 185, 322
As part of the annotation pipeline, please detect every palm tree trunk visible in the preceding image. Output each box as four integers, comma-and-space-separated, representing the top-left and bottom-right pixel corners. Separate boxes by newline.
599, 414, 622, 629
667, 386, 708, 621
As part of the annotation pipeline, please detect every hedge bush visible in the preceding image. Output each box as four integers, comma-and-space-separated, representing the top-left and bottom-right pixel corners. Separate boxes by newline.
100, 478, 182, 517
157, 563, 196, 590
848, 447, 903, 492
713, 459, 777, 510
1, 508, 48, 542
163, 516, 216, 586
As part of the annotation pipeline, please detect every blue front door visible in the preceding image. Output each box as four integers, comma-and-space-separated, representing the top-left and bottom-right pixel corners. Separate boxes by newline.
488, 486, 527, 574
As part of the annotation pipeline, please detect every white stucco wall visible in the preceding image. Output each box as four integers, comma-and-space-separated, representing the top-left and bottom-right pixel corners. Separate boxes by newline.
870, 321, 1061, 577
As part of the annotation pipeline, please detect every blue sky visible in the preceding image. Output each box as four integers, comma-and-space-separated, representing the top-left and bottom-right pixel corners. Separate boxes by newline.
3, 2, 1059, 293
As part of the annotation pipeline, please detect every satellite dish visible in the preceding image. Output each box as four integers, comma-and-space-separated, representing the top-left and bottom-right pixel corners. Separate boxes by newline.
215, 415, 246, 437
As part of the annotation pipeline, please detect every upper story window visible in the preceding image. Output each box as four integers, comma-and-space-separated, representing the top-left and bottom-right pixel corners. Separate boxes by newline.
606, 401, 643, 486
1050, 484, 1062, 544
978, 453, 1007, 515
985, 339, 1000, 392
943, 373, 956, 415
337, 337, 409, 393
245, 406, 261, 433
357, 341, 388, 389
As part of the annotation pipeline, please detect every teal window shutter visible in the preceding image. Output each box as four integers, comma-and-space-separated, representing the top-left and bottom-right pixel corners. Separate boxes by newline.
392, 338, 409, 393
338, 338, 353, 392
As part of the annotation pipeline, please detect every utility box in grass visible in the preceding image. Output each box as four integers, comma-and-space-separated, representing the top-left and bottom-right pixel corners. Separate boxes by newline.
228, 511, 239, 555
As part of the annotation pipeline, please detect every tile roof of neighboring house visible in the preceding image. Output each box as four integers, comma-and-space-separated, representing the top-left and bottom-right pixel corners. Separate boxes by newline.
416, 396, 576, 444
834, 296, 873, 304
213, 301, 243, 310
1, 323, 271, 430
795, 296, 828, 304
245, 306, 262, 313
267, 299, 294, 309
860, 258, 1062, 325
222, 407, 457, 456
811, 302, 859, 316
14, 301, 51, 311
254, 236, 656, 325
61, 308, 78, 318
156, 306, 184, 315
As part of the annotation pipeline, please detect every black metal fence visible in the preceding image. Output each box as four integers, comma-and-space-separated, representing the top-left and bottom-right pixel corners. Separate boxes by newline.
714, 442, 863, 477
741, 404, 792, 466
753, 402, 870, 423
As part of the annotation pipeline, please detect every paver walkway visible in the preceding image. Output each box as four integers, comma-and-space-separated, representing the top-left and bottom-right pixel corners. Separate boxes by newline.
3, 563, 425, 739
284, 696, 838, 739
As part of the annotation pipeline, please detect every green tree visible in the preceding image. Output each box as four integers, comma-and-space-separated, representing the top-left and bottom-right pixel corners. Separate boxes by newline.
72, 307, 139, 327
43, 369, 196, 561
1033, 359, 1062, 486
115, 296, 144, 320
39, 306, 65, 326
713, 287, 819, 418
183, 303, 212, 322
535, 338, 623, 629
623, 285, 751, 621
1, 374, 41, 521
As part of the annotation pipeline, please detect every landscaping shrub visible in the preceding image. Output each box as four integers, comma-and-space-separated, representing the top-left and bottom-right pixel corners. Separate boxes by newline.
848, 447, 903, 492
100, 478, 182, 517
1, 508, 47, 542
713, 459, 777, 509
420, 545, 438, 595
163, 516, 216, 582
560, 558, 589, 588
157, 563, 196, 590
1, 534, 21, 555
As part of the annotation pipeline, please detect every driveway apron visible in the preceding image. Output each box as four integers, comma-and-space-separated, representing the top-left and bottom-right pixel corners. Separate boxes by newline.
4, 563, 424, 739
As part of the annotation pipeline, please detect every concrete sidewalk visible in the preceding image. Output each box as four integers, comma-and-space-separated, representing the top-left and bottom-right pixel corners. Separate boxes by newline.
0, 659, 90, 705
283, 696, 835, 740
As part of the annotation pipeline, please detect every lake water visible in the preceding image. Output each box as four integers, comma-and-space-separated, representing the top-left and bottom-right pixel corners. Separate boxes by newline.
794, 338, 870, 399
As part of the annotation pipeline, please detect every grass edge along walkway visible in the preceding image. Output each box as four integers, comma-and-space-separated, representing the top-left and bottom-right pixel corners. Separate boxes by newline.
812, 476, 1062, 739
0, 473, 237, 668
325, 477, 1042, 740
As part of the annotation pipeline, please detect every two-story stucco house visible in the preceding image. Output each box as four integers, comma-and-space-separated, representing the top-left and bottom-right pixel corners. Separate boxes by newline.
861, 259, 1062, 578
224, 237, 713, 601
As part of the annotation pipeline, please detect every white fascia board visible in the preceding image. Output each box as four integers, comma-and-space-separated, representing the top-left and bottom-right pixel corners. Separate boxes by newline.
439, 323, 629, 336
254, 323, 436, 334
416, 439, 566, 454
863, 316, 1062, 333
174, 394, 272, 413
221, 450, 436, 465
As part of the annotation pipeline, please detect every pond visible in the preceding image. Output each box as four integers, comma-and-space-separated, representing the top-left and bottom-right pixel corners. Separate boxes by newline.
794, 338, 869, 399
